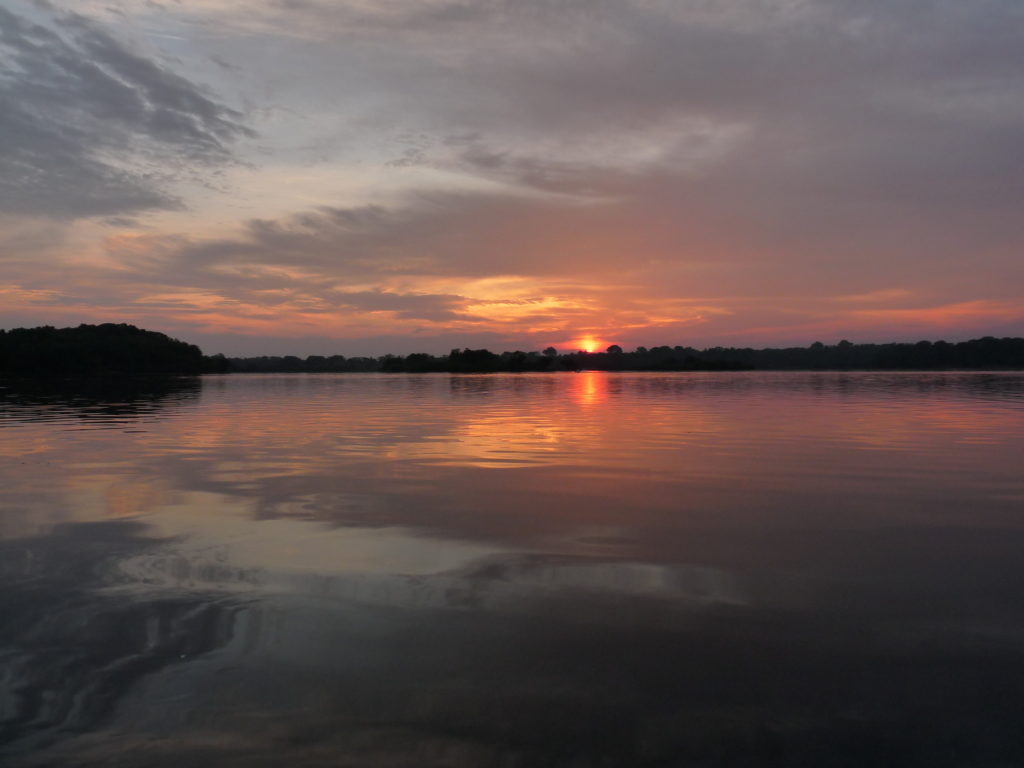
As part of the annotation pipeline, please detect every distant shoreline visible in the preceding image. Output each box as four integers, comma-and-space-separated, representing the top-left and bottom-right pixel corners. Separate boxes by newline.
2, 324, 1023, 377
213, 367, 1024, 374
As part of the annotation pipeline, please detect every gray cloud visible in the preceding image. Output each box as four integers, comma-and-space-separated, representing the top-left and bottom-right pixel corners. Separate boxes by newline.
151, 0, 1023, 246
0, 4, 252, 218
4, 0, 1023, 349
106, 194, 641, 290
229, 0, 1024, 277
331, 290, 465, 321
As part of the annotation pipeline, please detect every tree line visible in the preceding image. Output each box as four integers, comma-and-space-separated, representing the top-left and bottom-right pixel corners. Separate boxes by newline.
2, 324, 1023, 377
694, 337, 1024, 370
225, 346, 748, 373
222, 337, 1024, 373
0, 324, 211, 376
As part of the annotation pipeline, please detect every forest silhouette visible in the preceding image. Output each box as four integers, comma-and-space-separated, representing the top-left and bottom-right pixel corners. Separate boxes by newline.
2, 324, 1024, 377
0, 324, 209, 377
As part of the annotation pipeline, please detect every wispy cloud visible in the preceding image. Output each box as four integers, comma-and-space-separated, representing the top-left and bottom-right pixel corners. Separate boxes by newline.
0, 4, 252, 218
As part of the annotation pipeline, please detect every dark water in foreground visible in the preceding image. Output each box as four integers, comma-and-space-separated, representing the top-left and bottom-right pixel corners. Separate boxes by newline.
2, 372, 1024, 767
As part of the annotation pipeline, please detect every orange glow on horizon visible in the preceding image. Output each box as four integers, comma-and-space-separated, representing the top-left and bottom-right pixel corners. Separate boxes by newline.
570, 336, 609, 353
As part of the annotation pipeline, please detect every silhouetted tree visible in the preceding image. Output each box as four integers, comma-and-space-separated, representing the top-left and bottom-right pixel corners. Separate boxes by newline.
0, 324, 207, 377
203, 353, 230, 373
448, 348, 501, 372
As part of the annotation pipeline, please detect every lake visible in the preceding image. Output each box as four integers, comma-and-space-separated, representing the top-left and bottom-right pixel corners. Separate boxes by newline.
2, 371, 1024, 767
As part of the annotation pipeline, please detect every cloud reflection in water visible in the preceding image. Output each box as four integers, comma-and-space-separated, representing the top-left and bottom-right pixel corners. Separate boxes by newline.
2, 372, 1024, 766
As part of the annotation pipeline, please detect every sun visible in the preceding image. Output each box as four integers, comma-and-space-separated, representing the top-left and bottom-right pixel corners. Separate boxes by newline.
557, 335, 612, 353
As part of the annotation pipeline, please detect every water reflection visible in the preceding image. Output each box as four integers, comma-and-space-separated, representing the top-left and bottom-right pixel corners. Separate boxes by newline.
0, 377, 200, 428
2, 372, 1024, 766
571, 370, 606, 407
0, 522, 239, 759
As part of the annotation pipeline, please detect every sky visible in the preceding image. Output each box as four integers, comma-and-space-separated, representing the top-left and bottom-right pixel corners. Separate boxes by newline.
1, 0, 1023, 356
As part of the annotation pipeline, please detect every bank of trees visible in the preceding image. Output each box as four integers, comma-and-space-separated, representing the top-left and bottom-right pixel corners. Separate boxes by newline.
226, 337, 1024, 373
226, 346, 749, 373
694, 337, 1024, 370
3, 324, 1022, 376
0, 324, 215, 376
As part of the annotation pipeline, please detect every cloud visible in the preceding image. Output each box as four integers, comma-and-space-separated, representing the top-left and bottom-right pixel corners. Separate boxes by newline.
2, 0, 1023, 350
0, 4, 252, 219
154, 0, 1024, 269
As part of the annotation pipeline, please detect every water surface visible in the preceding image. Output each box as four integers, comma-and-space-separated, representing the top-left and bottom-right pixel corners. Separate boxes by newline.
2, 372, 1024, 766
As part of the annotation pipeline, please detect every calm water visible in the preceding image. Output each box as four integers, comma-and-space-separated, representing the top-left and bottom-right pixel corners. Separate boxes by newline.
2, 372, 1024, 767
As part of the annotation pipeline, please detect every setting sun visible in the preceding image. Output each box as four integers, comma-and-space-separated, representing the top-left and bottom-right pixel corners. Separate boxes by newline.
572, 336, 606, 353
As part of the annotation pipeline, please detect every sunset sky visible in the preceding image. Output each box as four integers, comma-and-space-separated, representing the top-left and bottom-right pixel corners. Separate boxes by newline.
2, 0, 1022, 356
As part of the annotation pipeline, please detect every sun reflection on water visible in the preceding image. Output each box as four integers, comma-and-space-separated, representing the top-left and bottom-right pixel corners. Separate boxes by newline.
571, 370, 606, 407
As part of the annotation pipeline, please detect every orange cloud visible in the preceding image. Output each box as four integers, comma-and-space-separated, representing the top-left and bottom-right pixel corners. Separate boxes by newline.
851, 300, 1024, 328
